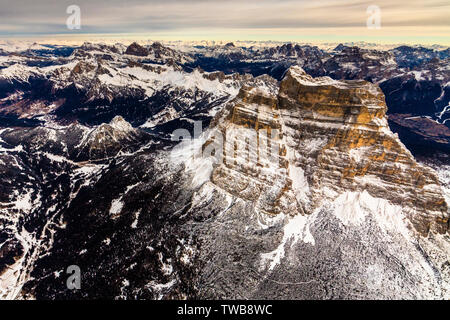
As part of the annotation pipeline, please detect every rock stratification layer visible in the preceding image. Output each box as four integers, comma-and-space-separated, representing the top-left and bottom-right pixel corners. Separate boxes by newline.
209, 66, 448, 236
210, 75, 300, 216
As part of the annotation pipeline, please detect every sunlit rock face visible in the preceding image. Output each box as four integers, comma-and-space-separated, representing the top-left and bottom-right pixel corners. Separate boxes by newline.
280, 67, 449, 236
184, 66, 450, 299
208, 66, 448, 236
210, 75, 300, 216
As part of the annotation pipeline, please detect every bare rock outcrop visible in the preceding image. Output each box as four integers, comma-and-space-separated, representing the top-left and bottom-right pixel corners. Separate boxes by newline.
209, 66, 449, 236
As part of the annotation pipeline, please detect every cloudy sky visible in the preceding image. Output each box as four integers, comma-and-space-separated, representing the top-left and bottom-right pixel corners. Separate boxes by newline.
0, 0, 449, 44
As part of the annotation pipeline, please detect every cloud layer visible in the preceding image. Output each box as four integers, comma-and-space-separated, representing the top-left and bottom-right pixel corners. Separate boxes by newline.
0, 0, 449, 44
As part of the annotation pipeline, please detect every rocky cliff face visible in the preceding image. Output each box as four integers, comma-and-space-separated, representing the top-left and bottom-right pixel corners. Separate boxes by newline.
280, 67, 448, 235
210, 75, 300, 216
177, 66, 450, 299
207, 66, 449, 236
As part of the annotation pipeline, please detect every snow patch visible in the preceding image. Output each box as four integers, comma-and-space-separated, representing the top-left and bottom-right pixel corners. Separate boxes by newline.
332, 191, 411, 239
260, 212, 316, 271
109, 198, 124, 218
131, 210, 141, 229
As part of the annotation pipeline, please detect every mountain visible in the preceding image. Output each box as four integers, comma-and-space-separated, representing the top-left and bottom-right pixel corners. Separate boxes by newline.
389, 45, 450, 68
186, 43, 327, 80
320, 46, 399, 82
0, 42, 449, 300
182, 43, 450, 155
0, 41, 246, 135
182, 66, 450, 299
380, 57, 450, 155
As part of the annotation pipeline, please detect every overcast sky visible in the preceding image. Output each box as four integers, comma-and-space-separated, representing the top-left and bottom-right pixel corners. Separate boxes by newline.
0, 0, 449, 44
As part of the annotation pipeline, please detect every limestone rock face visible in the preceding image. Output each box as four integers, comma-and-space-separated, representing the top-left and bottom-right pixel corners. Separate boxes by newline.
281, 67, 448, 235
209, 66, 449, 236
209, 75, 300, 216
